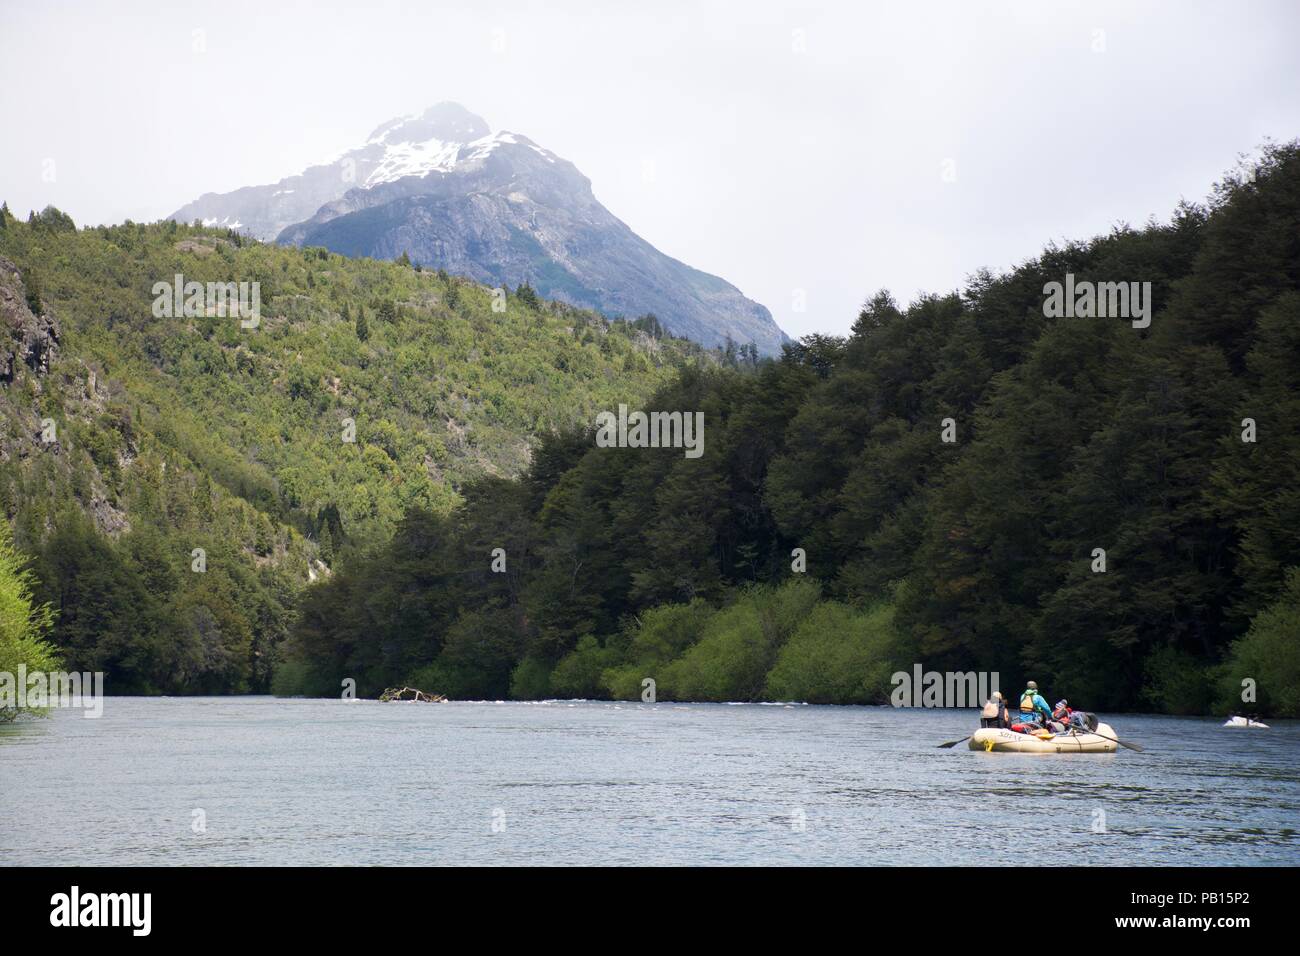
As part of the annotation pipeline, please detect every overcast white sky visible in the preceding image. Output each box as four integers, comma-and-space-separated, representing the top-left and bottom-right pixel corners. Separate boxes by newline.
2, 0, 1297, 338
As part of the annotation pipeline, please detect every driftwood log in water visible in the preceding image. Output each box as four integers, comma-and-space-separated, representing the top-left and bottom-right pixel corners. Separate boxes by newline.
378, 686, 447, 702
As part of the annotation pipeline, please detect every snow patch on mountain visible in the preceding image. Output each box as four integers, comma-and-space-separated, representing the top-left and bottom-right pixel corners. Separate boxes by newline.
364, 137, 467, 186
362, 129, 558, 188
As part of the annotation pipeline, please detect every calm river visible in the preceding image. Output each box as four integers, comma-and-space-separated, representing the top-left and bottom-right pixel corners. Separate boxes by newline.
1, 697, 1296, 865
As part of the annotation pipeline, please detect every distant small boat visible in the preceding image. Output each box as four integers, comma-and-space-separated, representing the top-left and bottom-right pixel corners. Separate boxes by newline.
1223, 715, 1269, 728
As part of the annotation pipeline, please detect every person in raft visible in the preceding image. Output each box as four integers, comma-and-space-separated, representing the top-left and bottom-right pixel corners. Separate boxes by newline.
980, 691, 1011, 728
1012, 681, 1053, 732
1048, 699, 1072, 733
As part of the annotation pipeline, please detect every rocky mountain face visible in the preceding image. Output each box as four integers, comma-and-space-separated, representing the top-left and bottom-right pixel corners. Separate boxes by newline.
170, 103, 787, 354
0, 255, 59, 384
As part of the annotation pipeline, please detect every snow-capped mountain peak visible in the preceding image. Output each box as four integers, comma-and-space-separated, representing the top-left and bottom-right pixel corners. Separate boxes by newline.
355, 103, 561, 188
170, 103, 788, 354
173, 103, 577, 238
366, 102, 490, 148
357, 102, 503, 185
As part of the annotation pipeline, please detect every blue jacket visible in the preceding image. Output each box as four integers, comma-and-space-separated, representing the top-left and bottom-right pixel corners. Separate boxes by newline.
1016, 691, 1051, 723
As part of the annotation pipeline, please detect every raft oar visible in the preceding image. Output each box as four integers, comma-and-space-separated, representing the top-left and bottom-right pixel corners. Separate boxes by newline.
1089, 727, 1144, 752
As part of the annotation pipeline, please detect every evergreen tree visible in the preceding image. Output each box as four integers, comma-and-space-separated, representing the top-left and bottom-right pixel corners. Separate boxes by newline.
21, 268, 42, 316
515, 282, 540, 309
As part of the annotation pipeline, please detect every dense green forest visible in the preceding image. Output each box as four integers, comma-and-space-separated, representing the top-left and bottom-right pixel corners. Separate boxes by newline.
4, 143, 1299, 716
0, 206, 712, 697
279, 143, 1300, 715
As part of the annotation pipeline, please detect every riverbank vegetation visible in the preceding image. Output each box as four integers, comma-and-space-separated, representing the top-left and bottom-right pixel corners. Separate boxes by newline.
3, 143, 1300, 714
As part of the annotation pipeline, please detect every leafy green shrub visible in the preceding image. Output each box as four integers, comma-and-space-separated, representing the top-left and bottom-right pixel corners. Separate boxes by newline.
406, 660, 487, 701
509, 655, 553, 699
270, 659, 336, 698
601, 662, 651, 700
658, 598, 765, 701
651, 581, 819, 701
549, 635, 618, 698
765, 599, 904, 704
622, 599, 716, 668
0, 522, 60, 720
750, 576, 822, 647
1217, 568, 1300, 716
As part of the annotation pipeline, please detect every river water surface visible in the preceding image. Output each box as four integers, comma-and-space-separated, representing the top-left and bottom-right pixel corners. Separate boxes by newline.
1, 697, 1296, 865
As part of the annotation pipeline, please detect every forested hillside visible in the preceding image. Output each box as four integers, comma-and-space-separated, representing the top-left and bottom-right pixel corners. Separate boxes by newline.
0, 208, 710, 694
281, 143, 1300, 715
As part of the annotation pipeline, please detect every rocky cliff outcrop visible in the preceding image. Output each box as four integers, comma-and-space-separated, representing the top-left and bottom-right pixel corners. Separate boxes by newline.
0, 255, 60, 383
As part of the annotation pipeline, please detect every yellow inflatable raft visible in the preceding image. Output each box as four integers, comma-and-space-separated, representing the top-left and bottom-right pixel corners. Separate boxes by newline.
969, 722, 1119, 753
